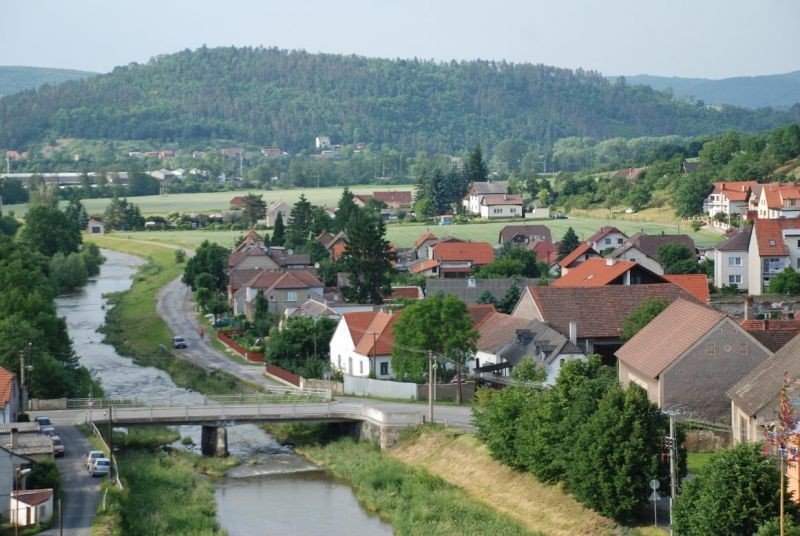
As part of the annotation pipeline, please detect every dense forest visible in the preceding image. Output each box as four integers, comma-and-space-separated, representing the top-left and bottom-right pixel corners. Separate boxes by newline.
1, 46, 798, 153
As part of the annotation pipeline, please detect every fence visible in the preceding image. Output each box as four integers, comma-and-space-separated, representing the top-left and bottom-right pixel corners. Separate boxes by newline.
265, 364, 301, 387
417, 381, 476, 403
86, 421, 123, 491
343, 376, 417, 400
217, 330, 265, 363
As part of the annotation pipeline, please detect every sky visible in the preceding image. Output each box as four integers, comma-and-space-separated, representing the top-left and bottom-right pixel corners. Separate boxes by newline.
2, 0, 799, 79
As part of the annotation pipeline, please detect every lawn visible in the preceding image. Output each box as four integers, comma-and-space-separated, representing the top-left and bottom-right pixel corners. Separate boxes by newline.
686, 451, 715, 475
88, 215, 722, 254
5, 185, 415, 217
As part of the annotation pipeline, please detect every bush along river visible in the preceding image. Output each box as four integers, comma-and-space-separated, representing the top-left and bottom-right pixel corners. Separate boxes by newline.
55, 249, 392, 535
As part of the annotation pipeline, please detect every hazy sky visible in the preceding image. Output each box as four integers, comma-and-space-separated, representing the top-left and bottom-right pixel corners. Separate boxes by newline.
3, 0, 799, 78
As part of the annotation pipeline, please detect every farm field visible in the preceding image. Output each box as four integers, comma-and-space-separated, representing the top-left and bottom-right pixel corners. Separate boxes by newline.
93, 215, 723, 251
4, 185, 415, 217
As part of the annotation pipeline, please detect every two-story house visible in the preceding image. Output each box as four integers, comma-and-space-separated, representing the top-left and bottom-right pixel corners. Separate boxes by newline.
713, 229, 751, 291
462, 181, 508, 215
586, 226, 628, 253
479, 194, 523, 219
611, 232, 696, 275
232, 270, 324, 319
498, 225, 553, 246
430, 241, 495, 278
747, 218, 800, 295
265, 201, 291, 227
703, 181, 759, 226
757, 183, 800, 219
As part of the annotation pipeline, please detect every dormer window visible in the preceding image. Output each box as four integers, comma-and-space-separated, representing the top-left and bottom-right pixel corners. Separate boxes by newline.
769, 240, 777, 246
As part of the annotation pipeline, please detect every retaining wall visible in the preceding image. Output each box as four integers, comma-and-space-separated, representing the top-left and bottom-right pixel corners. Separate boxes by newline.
343, 376, 417, 399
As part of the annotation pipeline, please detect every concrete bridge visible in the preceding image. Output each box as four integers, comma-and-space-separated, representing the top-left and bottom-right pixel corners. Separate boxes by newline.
44, 391, 424, 455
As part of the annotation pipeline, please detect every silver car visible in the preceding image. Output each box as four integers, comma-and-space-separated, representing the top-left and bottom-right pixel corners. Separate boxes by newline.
89, 458, 111, 477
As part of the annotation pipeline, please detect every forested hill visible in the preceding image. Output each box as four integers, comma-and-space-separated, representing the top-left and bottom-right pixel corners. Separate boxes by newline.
0, 66, 96, 97
621, 71, 800, 110
1, 47, 798, 152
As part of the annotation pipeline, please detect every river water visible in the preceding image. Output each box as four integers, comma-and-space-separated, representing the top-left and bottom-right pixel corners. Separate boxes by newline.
55, 249, 392, 536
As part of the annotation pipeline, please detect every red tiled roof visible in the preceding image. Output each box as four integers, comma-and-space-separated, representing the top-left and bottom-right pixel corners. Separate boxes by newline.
741, 319, 800, 353
343, 311, 379, 345
331, 242, 347, 261
480, 194, 523, 206
243, 270, 322, 292
0, 367, 14, 407
354, 312, 397, 356
432, 242, 495, 265
524, 284, 699, 339
587, 226, 625, 244
467, 303, 496, 328
557, 242, 597, 268
414, 232, 438, 250
663, 274, 710, 303
410, 259, 439, 274
230, 196, 247, 207
12, 489, 52, 507
373, 191, 412, 204
531, 240, 558, 265
551, 257, 642, 287
616, 299, 726, 378
389, 286, 424, 300
713, 181, 758, 202
762, 183, 800, 210
753, 218, 800, 256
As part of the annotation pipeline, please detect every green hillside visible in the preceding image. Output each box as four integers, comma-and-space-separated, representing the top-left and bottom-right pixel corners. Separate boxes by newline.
0, 66, 96, 97
622, 71, 800, 109
1, 47, 798, 152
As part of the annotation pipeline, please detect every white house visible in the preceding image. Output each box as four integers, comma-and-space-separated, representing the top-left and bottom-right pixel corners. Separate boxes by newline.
713, 229, 751, 291
329, 311, 397, 379
86, 219, 105, 234
0, 368, 18, 423
479, 194, 523, 219
747, 218, 800, 295
757, 183, 800, 220
315, 136, 332, 150
703, 181, 758, 223
10, 489, 53, 528
0, 445, 33, 519
586, 226, 628, 253
462, 181, 508, 215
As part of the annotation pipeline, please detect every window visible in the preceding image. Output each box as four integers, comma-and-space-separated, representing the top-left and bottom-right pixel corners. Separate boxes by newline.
797, 239, 800, 248
769, 239, 777, 246
629, 258, 636, 263
493, 208, 502, 214
728, 257, 742, 267
605, 238, 611, 245
286, 291, 297, 302
797, 258, 800, 269
729, 274, 742, 284
380, 362, 389, 376
705, 342, 717, 356
510, 208, 517, 214
337, 355, 341, 369
359, 361, 363, 375
618, 238, 624, 244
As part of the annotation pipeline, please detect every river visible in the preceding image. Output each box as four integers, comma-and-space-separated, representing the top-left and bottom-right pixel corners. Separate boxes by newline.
55, 249, 392, 536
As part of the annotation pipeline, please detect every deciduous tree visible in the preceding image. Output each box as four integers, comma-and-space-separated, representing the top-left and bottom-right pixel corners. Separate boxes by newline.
621, 298, 668, 340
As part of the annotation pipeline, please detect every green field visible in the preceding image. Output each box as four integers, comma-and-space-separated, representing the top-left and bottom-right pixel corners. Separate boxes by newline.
106, 215, 722, 251
5, 185, 415, 217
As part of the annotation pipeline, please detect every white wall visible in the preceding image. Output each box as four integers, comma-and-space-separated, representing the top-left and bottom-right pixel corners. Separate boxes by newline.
480, 204, 521, 219
544, 353, 586, 386
748, 230, 763, 295
714, 249, 748, 290
614, 247, 664, 275
343, 376, 417, 399
329, 320, 356, 375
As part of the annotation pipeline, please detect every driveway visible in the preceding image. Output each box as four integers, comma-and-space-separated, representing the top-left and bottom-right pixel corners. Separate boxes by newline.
36, 412, 101, 536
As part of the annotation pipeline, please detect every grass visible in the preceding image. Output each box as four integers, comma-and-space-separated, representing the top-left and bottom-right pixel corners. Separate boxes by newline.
85, 234, 259, 395
300, 434, 536, 536
686, 451, 715, 475
6, 185, 415, 218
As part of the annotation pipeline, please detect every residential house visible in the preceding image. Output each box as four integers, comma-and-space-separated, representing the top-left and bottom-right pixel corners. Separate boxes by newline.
413, 232, 438, 260
373, 191, 413, 210
532, 240, 558, 265
228, 237, 311, 274
551, 258, 666, 288
0, 424, 54, 462
229, 196, 247, 209
462, 181, 508, 215
728, 333, 800, 445
610, 232, 697, 275
556, 242, 600, 275
425, 237, 466, 260
431, 241, 495, 278
318, 231, 348, 261
498, 225, 553, 246
587, 226, 628, 253
512, 283, 698, 359
425, 277, 539, 304
149, 169, 175, 181
315, 136, 332, 150
713, 229, 751, 291
329, 311, 397, 379
281, 299, 374, 330
747, 218, 800, 295
741, 318, 800, 353
0, 444, 33, 519
757, 183, 800, 219
265, 202, 291, 227
0, 368, 19, 423
86, 219, 104, 234
10, 489, 53, 528
386, 286, 424, 301
472, 311, 585, 385
617, 299, 771, 424
408, 259, 440, 277
703, 181, 758, 226
682, 159, 702, 173
479, 194, 524, 219
232, 270, 324, 319
662, 274, 711, 303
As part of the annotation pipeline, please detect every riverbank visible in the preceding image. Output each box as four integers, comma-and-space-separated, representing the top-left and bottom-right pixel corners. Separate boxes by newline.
85, 235, 256, 395
299, 430, 534, 535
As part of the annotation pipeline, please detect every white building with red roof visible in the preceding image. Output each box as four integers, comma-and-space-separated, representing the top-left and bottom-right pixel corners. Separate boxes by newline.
704, 181, 759, 220
0, 367, 18, 423
747, 218, 800, 295
757, 183, 800, 220
479, 194, 523, 219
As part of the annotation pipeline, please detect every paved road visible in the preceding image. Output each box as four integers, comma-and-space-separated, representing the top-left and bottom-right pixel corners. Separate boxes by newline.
37, 413, 101, 536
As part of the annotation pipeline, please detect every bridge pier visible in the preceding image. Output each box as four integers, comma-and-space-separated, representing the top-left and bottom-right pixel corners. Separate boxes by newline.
201, 425, 228, 457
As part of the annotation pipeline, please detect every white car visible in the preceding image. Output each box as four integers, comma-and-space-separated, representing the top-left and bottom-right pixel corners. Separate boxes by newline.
51, 436, 65, 457
34, 416, 55, 435
86, 450, 105, 470
89, 458, 111, 477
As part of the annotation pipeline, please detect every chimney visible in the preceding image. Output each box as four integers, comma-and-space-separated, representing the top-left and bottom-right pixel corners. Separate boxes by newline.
764, 318, 769, 330
606, 258, 615, 266
10, 428, 17, 450
744, 296, 753, 320
569, 321, 577, 345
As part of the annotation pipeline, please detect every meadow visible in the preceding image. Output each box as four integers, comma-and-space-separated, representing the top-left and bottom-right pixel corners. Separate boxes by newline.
104, 215, 723, 251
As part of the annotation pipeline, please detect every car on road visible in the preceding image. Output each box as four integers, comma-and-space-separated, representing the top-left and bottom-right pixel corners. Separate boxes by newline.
34, 416, 55, 435
172, 336, 187, 349
51, 436, 65, 457
89, 458, 111, 477
86, 450, 105, 470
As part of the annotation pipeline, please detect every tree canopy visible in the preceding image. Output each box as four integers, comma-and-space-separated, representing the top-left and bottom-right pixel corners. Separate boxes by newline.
340, 209, 395, 304
621, 298, 669, 340
769, 267, 800, 295
657, 243, 698, 274
557, 227, 581, 257
20, 205, 82, 258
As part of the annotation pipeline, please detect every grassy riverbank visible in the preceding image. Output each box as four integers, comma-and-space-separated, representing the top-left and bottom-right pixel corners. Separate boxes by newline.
85, 234, 256, 395
92, 427, 236, 536
300, 434, 535, 535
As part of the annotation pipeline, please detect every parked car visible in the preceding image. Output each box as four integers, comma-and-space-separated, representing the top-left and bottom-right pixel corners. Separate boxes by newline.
51, 436, 65, 457
172, 336, 187, 349
89, 458, 111, 477
34, 416, 55, 435
86, 450, 105, 470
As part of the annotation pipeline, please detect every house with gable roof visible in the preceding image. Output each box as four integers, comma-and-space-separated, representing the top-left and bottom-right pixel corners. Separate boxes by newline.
413, 231, 438, 260
373, 191, 412, 210
265, 201, 291, 227
430, 241, 495, 278
462, 181, 508, 215
704, 181, 759, 226
556, 242, 600, 275
498, 225, 552, 246
610, 232, 696, 275
586, 226, 628, 253
757, 183, 800, 219
617, 299, 771, 424
713, 229, 751, 291
328, 310, 398, 379
0, 368, 19, 423
747, 218, 800, 295
551, 257, 665, 288
479, 194, 524, 219
232, 270, 324, 319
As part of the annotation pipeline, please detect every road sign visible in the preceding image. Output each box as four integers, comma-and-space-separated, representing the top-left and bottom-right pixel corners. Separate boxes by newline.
649, 479, 660, 490
649, 491, 660, 502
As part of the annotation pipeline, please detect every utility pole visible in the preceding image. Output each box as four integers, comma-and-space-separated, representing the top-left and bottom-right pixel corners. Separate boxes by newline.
669, 413, 676, 535
19, 352, 25, 413
427, 351, 433, 424
108, 405, 114, 480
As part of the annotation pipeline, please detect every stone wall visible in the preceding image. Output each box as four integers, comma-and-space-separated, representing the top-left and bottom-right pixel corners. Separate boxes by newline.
417, 382, 475, 403
685, 429, 731, 452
